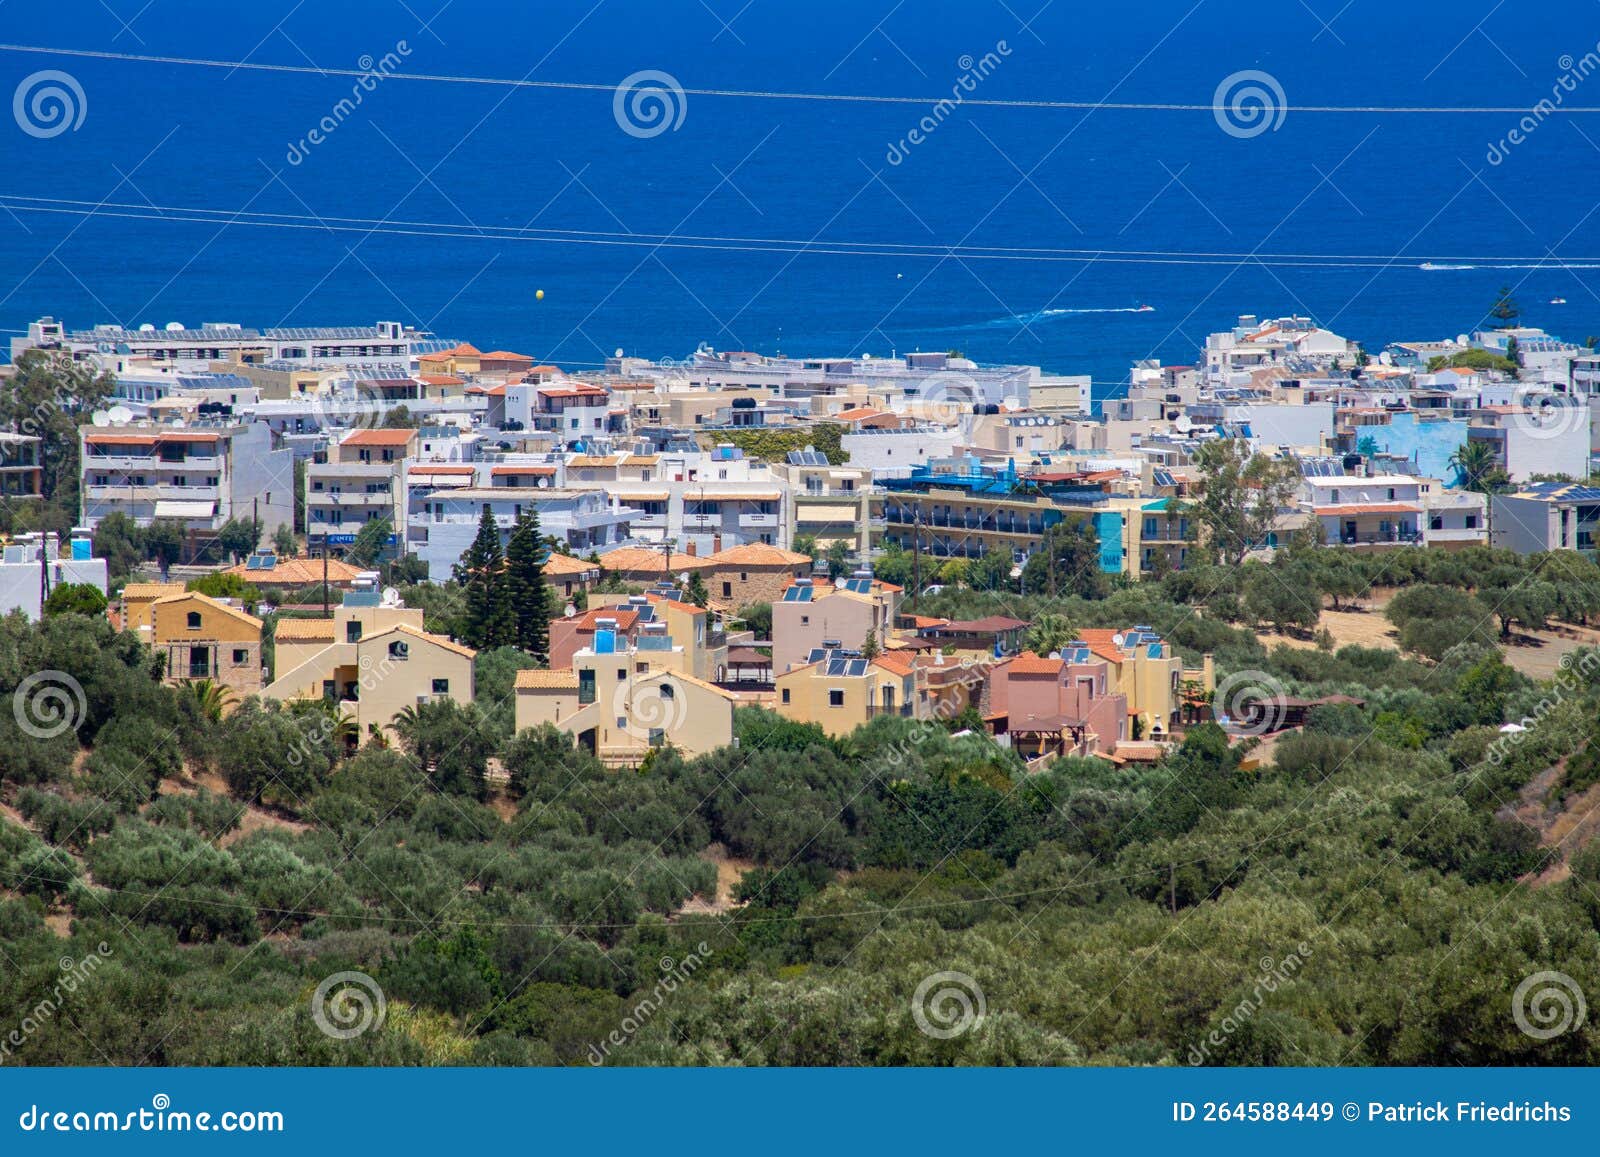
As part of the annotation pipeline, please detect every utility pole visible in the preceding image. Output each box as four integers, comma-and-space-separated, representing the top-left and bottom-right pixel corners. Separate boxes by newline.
911, 504, 921, 615
322, 544, 330, 619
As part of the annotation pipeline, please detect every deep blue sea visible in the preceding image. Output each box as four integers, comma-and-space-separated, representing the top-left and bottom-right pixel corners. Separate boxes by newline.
4, 0, 1600, 402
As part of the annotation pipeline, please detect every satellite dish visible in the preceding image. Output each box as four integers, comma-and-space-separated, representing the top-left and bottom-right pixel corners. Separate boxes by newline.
1048, 651, 1062, 661
165, 321, 184, 332
107, 405, 134, 424
1174, 415, 1193, 432
138, 323, 156, 332
381, 586, 400, 605
614, 348, 624, 358
564, 602, 577, 617
1112, 633, 1125, 648
90, 410, 111, 427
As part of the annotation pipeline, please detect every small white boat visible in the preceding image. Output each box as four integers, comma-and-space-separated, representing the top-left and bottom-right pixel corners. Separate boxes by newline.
1550, 297, 1568, 304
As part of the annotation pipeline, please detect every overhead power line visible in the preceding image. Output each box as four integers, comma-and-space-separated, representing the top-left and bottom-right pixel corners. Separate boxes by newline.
2, 43, 1598, 115
7, 192, 1600, 269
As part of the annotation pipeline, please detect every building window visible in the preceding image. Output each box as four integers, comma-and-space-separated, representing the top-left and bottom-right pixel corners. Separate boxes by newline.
186, 611, 202, 630
232, 648, 248, 664
578, 668, 596, 705
781, 688, 791, 704
722, 582, 732, 597
828, 689, 844, 707
432, 678, 449, 694
388, 640, 409, 660
1465, 515, 1478, 529
346, 621, 362, 643
659, 683, 674, 699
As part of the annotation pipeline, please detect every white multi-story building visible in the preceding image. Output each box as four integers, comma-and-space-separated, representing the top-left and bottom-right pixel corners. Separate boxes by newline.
305, 428, 415, 556
408, 487, 639, 582
1203, 315, 1359, 383
14, 317, 430, 373
80, 419, 293, 537
561, 445, 791, 554
1299, 474, 1486, 549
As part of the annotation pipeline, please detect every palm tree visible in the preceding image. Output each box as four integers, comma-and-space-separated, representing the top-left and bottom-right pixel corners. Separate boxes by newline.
392, 704, 425, 754
1025, 612, 1075, 657
1448, 439, 1507, 494
186, 679, 234, 723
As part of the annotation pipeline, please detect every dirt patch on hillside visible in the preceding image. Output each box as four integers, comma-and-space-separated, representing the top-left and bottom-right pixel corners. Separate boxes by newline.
1499, 624, 1600, 680
218, 805, 311, 849
676, 843, 753, 916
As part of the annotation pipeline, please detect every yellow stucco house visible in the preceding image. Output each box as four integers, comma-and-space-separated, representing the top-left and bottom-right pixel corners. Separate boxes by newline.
118, 582, 187, 634
263, 582, 474, 741
148, 591, 264, 696
1077, 628, 1214, 740
514, 622, 737, 764
775, 648, 918, 738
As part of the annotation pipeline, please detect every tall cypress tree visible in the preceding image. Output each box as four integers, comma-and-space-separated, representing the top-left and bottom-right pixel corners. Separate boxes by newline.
505, 508, 551, 662
454, 507, 514, 649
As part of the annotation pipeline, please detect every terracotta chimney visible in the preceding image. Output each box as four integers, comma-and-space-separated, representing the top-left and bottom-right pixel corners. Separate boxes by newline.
684, 541, 697, 557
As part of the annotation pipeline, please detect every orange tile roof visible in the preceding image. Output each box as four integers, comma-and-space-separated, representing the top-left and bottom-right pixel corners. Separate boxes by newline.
872, 652, 915, 677
479, 350, 533, 362
341, 428, 416, 447
273, 617, 337, 641
1313, 502, 1421, 516
705, 543, 811, 567
409, 464, 476, 476
1077, 629, 1129, 665
491, 464, 557, 476
562, 608, 641, 632
598, 547, 711, 573
515, 669, 580, 690
1006, 651, 1065, 676
422, 342, 481, 358
542, 552, 600, 576
223, 557, 366, 586
122, 582, 185, 600
419, 374, 464, 386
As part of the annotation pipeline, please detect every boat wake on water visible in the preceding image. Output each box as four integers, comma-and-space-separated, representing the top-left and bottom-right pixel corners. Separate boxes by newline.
956, 305, 1155, 329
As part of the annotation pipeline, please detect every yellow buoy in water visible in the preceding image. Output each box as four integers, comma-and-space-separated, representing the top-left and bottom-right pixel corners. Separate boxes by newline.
535, 289, 545, 300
